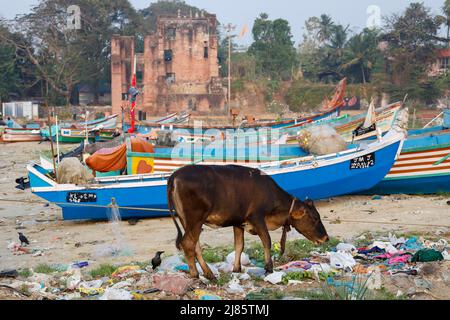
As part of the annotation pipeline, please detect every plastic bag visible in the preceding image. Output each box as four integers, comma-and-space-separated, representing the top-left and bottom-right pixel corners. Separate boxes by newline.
336, 243, 357, 253
226, 251, 251, 266
159, 255, 185, 272
263, 272, 285, 284
297, 125, 347, 156
99, 288, 133, 300
329, 252, 356, 271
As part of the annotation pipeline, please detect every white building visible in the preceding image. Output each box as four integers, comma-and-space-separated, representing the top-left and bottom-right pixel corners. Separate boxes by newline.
2, 101, 40, 120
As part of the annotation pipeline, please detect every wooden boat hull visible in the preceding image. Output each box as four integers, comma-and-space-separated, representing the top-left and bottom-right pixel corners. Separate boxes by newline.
359, 126, 450, 195
1, 128, 42, 143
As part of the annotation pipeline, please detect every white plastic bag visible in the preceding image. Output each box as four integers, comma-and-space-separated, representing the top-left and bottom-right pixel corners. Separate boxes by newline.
264, 271, 285, 284
336, 243, 357, 253
329, 252, 356, 271
226, 251, 251, 266
99, 288, 133, 300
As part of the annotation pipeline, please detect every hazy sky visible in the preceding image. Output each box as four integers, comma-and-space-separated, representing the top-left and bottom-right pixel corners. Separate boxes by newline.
0, 0, 446, 45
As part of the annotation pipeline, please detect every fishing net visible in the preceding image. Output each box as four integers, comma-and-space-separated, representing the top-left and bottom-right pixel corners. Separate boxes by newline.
57, 157, 95, 184
297, 125, 347, 156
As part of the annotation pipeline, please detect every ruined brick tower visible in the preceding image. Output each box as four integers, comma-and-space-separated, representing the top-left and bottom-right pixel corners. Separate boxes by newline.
111, 13, 226, 118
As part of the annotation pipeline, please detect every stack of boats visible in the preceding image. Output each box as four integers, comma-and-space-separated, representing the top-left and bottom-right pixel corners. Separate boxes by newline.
0, 114, 119, 143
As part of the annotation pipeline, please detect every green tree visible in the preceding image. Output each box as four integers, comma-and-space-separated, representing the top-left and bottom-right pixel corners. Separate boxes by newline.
139, 0, 206, 32
318, 14, 335, 43
444, 0, 450, 42
248, 13, 298, 80
0, 22, 38, 103
382, 2, 443, 86
74, 0, 141, 104
340, 28, 380, 84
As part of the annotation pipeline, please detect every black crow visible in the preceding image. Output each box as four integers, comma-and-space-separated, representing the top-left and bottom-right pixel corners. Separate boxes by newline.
151, 251, 164, 270
18, 232, 29, 246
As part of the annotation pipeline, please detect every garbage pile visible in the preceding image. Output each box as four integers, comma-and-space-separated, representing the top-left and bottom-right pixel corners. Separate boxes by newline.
0, 233, 448, 300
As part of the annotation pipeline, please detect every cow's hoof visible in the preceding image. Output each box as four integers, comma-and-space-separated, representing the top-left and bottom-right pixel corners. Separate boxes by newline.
264, 270, 274, 276
265, 265, 274, 275
232, 267, 242, 273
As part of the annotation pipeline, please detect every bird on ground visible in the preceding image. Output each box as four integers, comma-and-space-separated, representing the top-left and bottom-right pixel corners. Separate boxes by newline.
18, 232, 29, 246
151, 251, 164, 270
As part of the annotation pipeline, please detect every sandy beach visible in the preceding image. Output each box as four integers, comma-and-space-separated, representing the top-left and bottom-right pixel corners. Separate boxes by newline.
0, 141, 448, 272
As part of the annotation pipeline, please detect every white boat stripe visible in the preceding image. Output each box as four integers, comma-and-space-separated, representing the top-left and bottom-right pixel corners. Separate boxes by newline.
386, 169, 450, 178
398, 149, 450, 160
390, 162, 450, 172
395, 156, 450, 165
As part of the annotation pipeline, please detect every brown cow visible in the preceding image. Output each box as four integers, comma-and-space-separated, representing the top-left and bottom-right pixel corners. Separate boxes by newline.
167, 165, 329, 280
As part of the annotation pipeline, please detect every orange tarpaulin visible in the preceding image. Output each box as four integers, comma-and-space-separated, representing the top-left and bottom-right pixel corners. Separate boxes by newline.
85, 144, 127, 173
131, 138, 155, 153
85, 138, 154, 173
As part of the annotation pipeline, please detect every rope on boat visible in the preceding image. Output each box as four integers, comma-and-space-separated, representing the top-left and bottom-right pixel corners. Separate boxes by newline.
0, 198, 171, 213
0, 198, 449, 229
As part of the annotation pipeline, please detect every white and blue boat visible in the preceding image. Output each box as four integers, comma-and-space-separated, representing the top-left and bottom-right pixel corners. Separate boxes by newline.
27, 114, 407, 220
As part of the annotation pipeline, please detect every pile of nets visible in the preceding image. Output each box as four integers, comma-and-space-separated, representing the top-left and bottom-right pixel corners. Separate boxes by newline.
297, 125, 347, 156
57, 158, 94, 184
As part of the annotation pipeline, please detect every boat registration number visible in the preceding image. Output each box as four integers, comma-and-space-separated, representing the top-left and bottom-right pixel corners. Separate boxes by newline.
67, 192, 97, 203
350, 153, 375, 169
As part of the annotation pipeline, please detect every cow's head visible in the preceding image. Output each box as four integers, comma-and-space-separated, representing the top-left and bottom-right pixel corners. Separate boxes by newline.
289, 199, 329, 244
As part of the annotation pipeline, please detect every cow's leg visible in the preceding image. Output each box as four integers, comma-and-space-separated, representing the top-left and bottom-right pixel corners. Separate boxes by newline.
195, 242, 216, 280
180, 223, 203, 279
252, 221, 273, 274
233, 227, 244, 273
280, 227, 287, 257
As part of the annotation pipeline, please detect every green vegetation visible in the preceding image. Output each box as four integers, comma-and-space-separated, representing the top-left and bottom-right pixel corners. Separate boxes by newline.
34, 264, 59, 274
280, 237, 340, 263
18, 268, 32, 278
214, 273, 232, 287
89, 264, 117, 278
202, 245, 234, 264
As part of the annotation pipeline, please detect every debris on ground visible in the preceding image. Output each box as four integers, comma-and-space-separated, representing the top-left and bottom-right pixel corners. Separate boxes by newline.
0, 232, 448, 300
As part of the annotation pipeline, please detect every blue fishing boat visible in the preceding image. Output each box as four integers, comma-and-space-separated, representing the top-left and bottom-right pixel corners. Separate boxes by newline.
26, 119, 406, 220
360, 109, 450, 195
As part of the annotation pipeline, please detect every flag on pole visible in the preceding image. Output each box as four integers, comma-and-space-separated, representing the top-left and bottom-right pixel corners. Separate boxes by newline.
128, 55, 138, 133
238, 24, 249, 39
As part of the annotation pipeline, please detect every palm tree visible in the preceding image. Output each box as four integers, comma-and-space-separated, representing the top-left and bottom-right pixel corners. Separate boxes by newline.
339, 29, 379, 84
329, 25, 349, 56
444, 0, 450, 43
318, 14, 335, 43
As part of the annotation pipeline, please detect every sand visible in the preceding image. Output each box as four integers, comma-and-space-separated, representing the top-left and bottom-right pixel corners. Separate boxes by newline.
0, 141, 449, 271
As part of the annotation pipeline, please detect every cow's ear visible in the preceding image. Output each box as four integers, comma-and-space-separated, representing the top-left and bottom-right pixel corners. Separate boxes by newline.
291, 206, 306, 220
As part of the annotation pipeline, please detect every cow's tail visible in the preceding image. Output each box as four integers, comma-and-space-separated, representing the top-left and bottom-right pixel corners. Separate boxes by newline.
167, 174, 183, 250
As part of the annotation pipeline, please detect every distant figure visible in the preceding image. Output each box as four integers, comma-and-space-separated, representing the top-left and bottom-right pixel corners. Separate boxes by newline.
151, 251, 164, 270
18, 232, 30, 246
6, 117, 14, 128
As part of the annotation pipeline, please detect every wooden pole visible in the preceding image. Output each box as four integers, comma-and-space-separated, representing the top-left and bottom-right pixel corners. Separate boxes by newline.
46, 102, 58, 182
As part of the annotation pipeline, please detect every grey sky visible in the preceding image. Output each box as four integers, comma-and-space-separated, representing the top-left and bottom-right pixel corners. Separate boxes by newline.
0, 0, 446, 45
